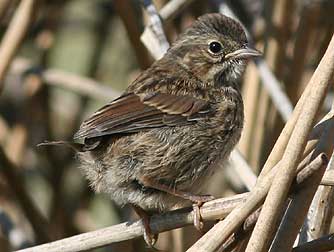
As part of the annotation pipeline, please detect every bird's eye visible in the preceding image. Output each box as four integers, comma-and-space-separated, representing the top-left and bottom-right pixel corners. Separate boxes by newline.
208, 41, 223, 54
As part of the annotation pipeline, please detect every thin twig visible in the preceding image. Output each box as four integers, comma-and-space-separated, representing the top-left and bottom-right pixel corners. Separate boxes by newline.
0, 0, 36, 93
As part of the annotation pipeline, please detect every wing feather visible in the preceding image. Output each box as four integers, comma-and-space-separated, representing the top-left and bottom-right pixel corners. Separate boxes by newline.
74, 92, 212, 140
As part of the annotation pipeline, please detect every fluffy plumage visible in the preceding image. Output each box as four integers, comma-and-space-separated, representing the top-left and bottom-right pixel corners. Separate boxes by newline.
74, 13, 257, 212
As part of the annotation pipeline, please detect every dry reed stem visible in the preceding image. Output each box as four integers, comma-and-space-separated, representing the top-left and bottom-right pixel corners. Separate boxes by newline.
245, 34, 334, 252
300, 102, 334, 242
15, 193, 247, 252
271, 113, 334, 250
258, 68, 309, 178
269, 153, 328, 252
299, 153, 334, 243
250, 0, 293, 168
320, 169, 334, 186
0, 0, 36, 93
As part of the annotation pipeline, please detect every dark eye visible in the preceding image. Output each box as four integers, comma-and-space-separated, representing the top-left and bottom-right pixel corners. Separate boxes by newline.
209, 41, 223, 54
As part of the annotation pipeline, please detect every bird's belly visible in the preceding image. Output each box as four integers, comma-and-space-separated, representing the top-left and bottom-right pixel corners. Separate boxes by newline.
78, 124, 242, 211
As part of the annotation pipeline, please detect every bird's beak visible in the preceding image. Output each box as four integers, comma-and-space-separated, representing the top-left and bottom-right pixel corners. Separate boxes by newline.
225, 46, 262, 60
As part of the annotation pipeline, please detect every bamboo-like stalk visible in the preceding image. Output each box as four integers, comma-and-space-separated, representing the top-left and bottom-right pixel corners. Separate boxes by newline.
299, 152, 334, 243
270, 119, 334, 251
299, 102, 334, 243
0, 0, 36, 93
269, 154, 327, 252
245, 34, 334, 252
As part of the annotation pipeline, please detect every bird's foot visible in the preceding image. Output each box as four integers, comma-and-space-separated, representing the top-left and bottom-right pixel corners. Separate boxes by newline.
131, 204, 159, 248
190, 195, 215, 232
141, 214, 158, 248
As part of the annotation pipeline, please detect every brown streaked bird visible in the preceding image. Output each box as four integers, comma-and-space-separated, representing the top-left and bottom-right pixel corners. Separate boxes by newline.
46, 13, 261, 246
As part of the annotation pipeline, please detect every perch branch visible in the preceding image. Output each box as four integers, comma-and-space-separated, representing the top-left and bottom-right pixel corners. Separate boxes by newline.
16, 193, 247, 252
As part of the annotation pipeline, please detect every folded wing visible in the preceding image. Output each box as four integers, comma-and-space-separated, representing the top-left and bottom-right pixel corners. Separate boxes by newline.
74, 92, 212, 140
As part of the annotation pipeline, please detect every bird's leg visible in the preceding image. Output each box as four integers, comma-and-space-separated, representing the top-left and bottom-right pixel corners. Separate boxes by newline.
139, 176, 214, 231
131, 204, 158, 248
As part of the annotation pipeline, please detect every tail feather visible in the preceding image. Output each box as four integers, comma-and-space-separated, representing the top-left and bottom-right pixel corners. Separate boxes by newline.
37, 141, 85, 152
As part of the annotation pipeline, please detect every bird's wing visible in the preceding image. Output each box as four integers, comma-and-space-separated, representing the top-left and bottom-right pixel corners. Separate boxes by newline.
74, 92, 212, 140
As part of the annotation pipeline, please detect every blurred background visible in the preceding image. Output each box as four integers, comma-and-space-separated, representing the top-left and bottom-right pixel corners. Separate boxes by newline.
0, 0, 333, 251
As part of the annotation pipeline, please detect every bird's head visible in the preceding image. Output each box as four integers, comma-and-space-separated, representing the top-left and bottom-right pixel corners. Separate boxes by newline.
169, 13, 261, 86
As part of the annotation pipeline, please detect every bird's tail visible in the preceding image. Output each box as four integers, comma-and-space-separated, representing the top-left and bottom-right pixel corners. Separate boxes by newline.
37, 140, 85, 152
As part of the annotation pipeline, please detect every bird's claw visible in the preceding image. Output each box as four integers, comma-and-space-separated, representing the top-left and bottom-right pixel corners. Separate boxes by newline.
143, 227, 158, 248
192, 195, 215, 232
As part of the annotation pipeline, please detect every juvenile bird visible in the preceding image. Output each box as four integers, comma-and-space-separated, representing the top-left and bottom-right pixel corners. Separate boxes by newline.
72, 13, 260, 245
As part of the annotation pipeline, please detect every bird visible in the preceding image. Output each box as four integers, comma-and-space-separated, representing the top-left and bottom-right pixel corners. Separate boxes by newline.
42, 13, 261, 246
